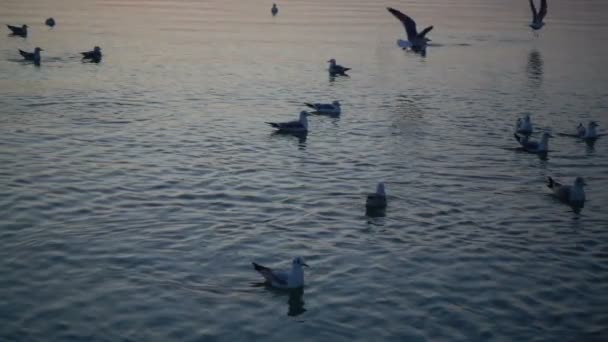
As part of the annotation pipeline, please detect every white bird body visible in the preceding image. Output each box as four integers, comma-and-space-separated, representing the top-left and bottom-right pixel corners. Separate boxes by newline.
253, 257, 308, 289
304, 101, 341, 115
266, 111, 309, 133
514, 132, 551, 154
546, 176, 586, 208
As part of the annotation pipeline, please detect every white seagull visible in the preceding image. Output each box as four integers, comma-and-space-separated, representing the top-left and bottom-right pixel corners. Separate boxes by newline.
252, 257, 309, 289
546, 176, 586, 208
529, 0, 548, 32
19, 47, 43, 66
366, 182, 387, 210
387, 7, 433, 54
266, 111, 309, 133
304, 101, 341, 115
328, 59, 350, 76
271, 3, 278, 16
514, 131, 551, 154
515, 115, 533, 136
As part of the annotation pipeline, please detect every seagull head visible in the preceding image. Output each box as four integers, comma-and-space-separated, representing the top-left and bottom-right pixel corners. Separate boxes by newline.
293, 257, 309, 268
23, 24, 28, 29
327, 58, 336, 65
94, 46, 101, 53
589, 121, 598, 128
34, 47, 43, 52
524, 114, 531, 122
574, 177, 586, 187
332, 100, 340, 106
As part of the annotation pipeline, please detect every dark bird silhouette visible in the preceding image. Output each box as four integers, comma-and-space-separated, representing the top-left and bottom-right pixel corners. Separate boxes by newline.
7, 24, 28, 37
45, 18, 56, 28
81, 46, 102, 63
387, 7, 433, 54
19, 47, 43, 66
529, 0, 548, 31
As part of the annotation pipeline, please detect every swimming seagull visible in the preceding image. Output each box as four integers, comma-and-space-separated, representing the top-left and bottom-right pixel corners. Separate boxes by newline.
266, 111, 309, 133
252, 257, 309, 289
366, 182, 387, 210
387, 7, 433, 54
328, 59, 350, 76
515, 114, 533, 136
19, 47, 43, 66
576, 123, 586, 138
271, 3, 278, 16
529, 0, 548, 32
583, 121, 599, 140
304, 101, 341, 115
81, 46, 102, 63
514, 131, 551, 154
45, 18, 56, 28
7, 24, 28, 37
546, 176, 586, 209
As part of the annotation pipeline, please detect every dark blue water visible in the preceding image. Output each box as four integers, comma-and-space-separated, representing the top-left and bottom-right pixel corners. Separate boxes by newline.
1, 0, 608, 340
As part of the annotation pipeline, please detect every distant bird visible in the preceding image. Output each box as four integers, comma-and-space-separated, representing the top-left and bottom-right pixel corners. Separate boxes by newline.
582, 121, 599, 140
546, 176, 586, 209
81, 46, 102, 63
45, 18, 56, 28
271, 3, 278, 16
387, 7, 433, 54
19, 47, 43, 66
514, 131, 551, 154
266, 111, 309, 133
7, 24, 28, 37
328, 58, 350, 76
529, 0, 548, 32
366, 182, 387, 210
515, 114, 534, 136
304, 101, 341, 115
252, 257, 309, 289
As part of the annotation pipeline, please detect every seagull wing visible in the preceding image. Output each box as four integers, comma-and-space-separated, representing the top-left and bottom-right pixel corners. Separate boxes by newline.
18, 49, 33, 60
252, 262, 288, 286
387, 7, 418, 41
417, 25, 434, 39
529, 0, 538, 22
538, 0, 548, 21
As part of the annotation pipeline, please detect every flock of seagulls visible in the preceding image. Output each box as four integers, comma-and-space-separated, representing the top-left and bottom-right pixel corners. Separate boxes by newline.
6, 18, 102, 65
255, 0, 602, 289
2, 2, 597, 290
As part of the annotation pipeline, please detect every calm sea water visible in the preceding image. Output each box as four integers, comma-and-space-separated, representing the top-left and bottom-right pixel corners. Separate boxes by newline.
1, 0, 608, 340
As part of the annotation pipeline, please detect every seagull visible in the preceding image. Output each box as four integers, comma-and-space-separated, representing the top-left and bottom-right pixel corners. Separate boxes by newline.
529, 0, 548, 32
387, 7, 433, 54
304, 101, 341, 115
7, 24, 28, 37
515, 114, 533, 136
266, 111, 309, 133
19, 47, 43, 66
514, 131, 551, 154
45, 18, 56, 28
576, 122, 586, 138
328, 59, 350, 76
81, 46, 102, 63
546, 176, 586, 209
252, 257, 309, 289
271, 3, 278, 16
366, 182, 387, 210
583, 121, 599, 140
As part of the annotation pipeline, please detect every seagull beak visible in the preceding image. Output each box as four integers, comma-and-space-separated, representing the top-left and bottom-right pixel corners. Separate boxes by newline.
302, 263, 309, 268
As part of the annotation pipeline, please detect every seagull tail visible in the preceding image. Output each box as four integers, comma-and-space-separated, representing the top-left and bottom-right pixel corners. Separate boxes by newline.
252, 262, 270, 272
304, 103, 316, 109
546, 176, 555, 189
265, 122, 279, 128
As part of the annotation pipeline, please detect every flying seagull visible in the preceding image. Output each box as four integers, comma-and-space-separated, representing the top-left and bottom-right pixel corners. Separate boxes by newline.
266, 111, 309, 133
366, 182, 387, 210
387, 7, 433, 54
19, 47, 43, 66
271, 3, 278, 16
304, 101, 341, 115
529, 0, 548, 32
546, 176, 585, 209
45, 18, 56, 28
328, 59, 350, 76
81, 46, 102, 63
514, 131, 551, 154
252, 257, 309, 289
7, 24, 28, 37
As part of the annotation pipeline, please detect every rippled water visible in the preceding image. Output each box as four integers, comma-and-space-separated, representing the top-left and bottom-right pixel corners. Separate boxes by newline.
1, 0, 608, 340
